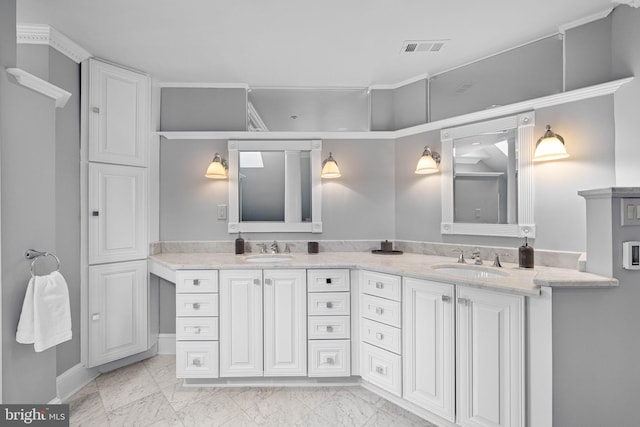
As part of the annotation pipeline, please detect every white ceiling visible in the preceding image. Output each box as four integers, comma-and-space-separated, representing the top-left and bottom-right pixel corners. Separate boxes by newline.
17, 0, 615, 87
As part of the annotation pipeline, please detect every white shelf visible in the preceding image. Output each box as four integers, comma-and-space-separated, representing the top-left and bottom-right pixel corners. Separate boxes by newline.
156, 77, 632, 141
6, 68, 72, 108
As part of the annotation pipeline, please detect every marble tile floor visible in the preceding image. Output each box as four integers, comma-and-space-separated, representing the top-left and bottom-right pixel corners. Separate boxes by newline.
67, 355, 436, 427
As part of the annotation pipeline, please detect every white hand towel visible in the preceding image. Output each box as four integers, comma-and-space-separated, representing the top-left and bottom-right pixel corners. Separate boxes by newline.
16, 271, 72, 352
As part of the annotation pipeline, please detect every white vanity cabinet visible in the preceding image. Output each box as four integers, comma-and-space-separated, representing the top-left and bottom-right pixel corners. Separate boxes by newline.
360, 270, 403, 396
219, 269, 307, 377
456, 286, 524, 427
175, 270, 219, 378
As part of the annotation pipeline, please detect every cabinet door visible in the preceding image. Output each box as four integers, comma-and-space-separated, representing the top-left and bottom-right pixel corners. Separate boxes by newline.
263, 269, 307, 376
88, 261, 148, 367
89, 59, 150, 166
403, 278, 455, 422
457, 287, 524, 427
219, 270, 263, 377
89, 163, 147, 264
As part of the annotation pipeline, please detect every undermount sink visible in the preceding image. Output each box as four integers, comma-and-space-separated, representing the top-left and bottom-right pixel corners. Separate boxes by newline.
244, 254, 294, 263
432, 265, 508, 280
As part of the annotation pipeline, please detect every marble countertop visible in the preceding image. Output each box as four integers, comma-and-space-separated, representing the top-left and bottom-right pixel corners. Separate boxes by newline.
148, 251, 618, 297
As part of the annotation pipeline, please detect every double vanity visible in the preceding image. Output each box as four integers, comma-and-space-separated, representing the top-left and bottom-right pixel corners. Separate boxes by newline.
149, 247, 616, 427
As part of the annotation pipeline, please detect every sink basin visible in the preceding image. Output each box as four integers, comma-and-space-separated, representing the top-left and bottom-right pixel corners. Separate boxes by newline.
244, 254, 294, 263
432, 265, 508, 280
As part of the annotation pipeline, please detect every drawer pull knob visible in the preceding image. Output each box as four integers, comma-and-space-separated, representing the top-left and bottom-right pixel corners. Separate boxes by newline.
375, 282, 384, 289
254, 279, 261, 285
194, 327, 201, 334
326, 357, 335, 365
192, 303, 200, 310
326, 325, 334, 332
326, 278, 332, 284
192, 358, 202, 367
375, 366, 386, 375
92, 106, 100, 114
375, 332, 384, 340
442, 295, 450, 302
375, 307, 384, 315
193, 279, 200, 286
92, 313, 100, 321
265, 278, 272, 285
326, 302, 333, 309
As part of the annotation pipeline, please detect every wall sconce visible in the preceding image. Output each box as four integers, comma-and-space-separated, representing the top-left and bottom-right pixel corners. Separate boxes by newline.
204, 153, 228, 179
415, 146, 441, 174
321, 152, 341, 178
533, 125, 569, 162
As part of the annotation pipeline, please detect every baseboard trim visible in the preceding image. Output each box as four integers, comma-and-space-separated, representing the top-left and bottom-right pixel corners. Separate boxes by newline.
157, 333, 176, 355
56, 363, 100, 402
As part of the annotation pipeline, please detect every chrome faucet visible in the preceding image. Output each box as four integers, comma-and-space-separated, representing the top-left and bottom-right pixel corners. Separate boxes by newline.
283, 243, 291, 254
472, 248, 483, 265
453, 249, 467, 264
493, 252, 507, 267
270, 241, 279, 254
256, 243, 267, 254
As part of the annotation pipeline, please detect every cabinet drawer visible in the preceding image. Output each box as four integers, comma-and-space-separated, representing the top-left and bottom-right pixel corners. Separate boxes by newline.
176, 270, 218, 293
308, 316, 350, 339
176, 341, 219, 378
361, 270, 401, 302
361, 318, 401, 355
307, 269, 350, 292
176, 294, 219, 317
308, 340, 351, 377
361, 342, 401, 396
176, 317, 218, 341
361, 294, 401, 328
308, 292, 350, 316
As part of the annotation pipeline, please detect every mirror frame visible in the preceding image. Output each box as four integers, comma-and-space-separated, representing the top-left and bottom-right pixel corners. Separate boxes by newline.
440, 112, 536, 238
227, 139, 323, 233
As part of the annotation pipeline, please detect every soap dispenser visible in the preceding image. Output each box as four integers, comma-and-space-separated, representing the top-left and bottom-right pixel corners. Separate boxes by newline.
235, 233, 245, 255
518, 237, 534, 269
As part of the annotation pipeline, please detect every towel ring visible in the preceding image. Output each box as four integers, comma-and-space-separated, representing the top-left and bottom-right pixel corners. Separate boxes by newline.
24, 249, 61, 278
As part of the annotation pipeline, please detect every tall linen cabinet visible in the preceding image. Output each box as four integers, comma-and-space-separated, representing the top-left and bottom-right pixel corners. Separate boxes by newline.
82, 58, 152, 367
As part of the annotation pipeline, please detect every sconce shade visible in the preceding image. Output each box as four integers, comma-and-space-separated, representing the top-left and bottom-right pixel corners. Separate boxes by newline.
321, 152, 341, 178
415, 146, 441, 174
534, 125, 569, 162
205, 153, 228, 179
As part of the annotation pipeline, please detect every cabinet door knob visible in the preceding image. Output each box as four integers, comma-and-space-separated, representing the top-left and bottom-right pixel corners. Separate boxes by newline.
92, 313, 100, 321
326, 301, 333, 309
265, 278, 272, 285
326, 357, 334, 365
375, 307, 384, 315
253, 279, 261, 285
194, 327, 201, 334
192, 358, 202, 367
193, 279, 200, 286
192, 303, 200, 310
457, 297, 468, 305
375, 366, 386, 375
326, 325, 334, 333
375, 282, 384, 289
442, 295, 451, 302
326, 278, 332, 284
92, 211, 99, 217
375, 332, 384, 340
92, 106, 100, 114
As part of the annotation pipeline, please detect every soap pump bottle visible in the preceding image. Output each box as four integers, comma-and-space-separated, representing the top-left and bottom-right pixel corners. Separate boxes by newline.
518, 237, 534, 269
235, 233, 245, 255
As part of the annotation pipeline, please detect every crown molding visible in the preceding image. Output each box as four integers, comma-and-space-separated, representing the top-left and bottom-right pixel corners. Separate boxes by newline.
559, 7, 614, 34
6, 68, 72, 108
16, 24, 91, 63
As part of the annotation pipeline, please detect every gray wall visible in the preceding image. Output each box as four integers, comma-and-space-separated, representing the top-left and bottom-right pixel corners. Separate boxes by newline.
565, 14, 613, 91
394, 95, 616, 252
370, 79, 428, 131
430, 35, 563, 121
612, 5, 640, 186
1, 0, 58, 401
160, 88, 247, 131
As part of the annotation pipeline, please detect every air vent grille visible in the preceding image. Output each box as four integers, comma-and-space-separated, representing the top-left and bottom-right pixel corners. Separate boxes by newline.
401, 40, 447, 53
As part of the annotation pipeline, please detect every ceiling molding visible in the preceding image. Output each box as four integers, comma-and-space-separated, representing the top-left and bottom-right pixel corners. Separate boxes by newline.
6, 68, 72, 108
613, 0, 640, 8
369, 72, 430, 91
156, 82, 249, 89
16, 24, 91, 63
558, 7, 615, 34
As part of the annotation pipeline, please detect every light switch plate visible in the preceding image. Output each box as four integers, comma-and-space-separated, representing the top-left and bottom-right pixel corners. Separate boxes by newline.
621, 199, 640, 226
217, 204, 227, 220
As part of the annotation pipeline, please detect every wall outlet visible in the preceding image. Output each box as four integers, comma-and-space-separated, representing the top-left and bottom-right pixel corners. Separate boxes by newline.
217, 204, 227, 220
623, 241, 640, 270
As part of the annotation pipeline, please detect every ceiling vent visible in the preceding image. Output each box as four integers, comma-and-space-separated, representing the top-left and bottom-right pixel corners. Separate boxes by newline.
401, 40, 446, 53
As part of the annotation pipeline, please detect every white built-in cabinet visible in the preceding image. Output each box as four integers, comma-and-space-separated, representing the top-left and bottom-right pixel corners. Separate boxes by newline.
85, 58, 151, 367
403, 277, 455, 422
220, 269, 307, 377
88, 260, 148, 366
456, 287, 524, 427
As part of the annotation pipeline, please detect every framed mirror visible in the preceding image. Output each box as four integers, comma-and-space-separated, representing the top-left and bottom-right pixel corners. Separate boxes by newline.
228, 139, 323, 233
440, 112, 536, 237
